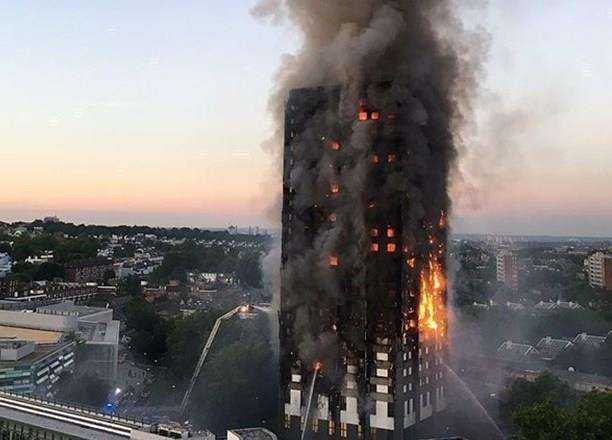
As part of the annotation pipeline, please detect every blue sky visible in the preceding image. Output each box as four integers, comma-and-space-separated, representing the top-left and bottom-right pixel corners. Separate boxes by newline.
1, 1, 611, 236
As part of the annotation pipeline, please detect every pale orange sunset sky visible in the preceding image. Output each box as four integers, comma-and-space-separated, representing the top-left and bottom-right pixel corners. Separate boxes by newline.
2, 1, 611, 236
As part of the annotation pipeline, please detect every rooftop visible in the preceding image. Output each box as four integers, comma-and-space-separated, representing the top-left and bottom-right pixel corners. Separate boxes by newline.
0, 341, 74, 368
228, 428, 278, 440
0, 325, 62, 344
36, 301, 107, 318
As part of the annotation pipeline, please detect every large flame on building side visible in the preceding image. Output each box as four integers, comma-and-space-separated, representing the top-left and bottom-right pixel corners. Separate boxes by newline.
418, 222, 447, 339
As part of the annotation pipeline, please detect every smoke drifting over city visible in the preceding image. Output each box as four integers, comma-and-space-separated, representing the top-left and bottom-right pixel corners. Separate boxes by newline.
255, 0, 484, 366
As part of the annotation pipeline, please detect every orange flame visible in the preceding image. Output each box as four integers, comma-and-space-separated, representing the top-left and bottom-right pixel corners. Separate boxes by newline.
418, 257, 446, 336
314, 362, 322, 372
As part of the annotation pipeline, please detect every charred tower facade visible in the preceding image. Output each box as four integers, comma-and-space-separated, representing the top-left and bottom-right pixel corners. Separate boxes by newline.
280, 83, 450, 440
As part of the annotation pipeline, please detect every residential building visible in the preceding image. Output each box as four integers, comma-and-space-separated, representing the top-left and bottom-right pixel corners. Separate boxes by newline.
280, 86, 449, 439
65, 258, 113, 283
585, 251, 612, 290
496, 250, 519, 291
0, 253, 11, 278
535, 337, 573, 361
496, 341, 538, 362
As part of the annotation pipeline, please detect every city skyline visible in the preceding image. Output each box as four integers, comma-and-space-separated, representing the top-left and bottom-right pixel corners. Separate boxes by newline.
2, 1, 612, 236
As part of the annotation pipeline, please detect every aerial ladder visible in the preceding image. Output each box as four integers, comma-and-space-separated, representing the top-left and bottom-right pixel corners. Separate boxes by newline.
179, 305, 251, 416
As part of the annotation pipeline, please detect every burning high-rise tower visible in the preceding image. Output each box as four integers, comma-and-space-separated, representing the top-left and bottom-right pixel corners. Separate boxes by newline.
280, 83, 449, 440
261, 1, 482, 439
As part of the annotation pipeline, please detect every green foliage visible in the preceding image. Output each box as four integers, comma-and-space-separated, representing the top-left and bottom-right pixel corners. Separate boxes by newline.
124, 298, 169, 362
166, 310, 219, 379
236, 252, 263, 288
190, 314, 277, 432
7, 234, 99, 265
501, 373, 577, 421
31, 219, 268, 245
149, 241, 264, 288
512, 392, 612, 440
10, 261, 65, 281
119, 275, 142, 296
512, 401, 575, 440
54, 237, 99, 263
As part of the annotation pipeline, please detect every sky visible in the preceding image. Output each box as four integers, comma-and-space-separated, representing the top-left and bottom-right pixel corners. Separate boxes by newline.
1, 1, 611, 236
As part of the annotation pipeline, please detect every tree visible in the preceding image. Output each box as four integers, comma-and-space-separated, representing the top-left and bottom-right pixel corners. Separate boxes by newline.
236, 252, 263, 288
512, 401, 576, 440
119, 275, 141, 296
124, 298, 169, 362
512, 392, 612, 440
189, 314, 277, 432
166, 310, 217, 379
500, 373, 576, 421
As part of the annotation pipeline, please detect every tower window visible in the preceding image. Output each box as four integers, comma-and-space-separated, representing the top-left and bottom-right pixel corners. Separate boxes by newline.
329, 256, 339, 267
387, 243, 397, 253
370, 228, 379, 237
370, 243, 380, 252
328, 140, 341, 150
371, 111, 380, 120
386, 228, 395, 238
330, 183, 340, 194
371, 154, 379, 164
358, 111, 368, 121
387, 154, 396, 163
329, 213, 337, 222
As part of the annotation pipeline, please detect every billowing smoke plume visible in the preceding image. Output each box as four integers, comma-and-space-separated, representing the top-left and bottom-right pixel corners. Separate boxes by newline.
255, 0, 485, 368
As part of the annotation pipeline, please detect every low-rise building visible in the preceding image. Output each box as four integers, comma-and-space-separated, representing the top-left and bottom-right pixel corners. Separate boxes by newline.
0, 301, 119, 383
496, 341, 538, 361
36, 302, 120, 381
572, 332, 609, 349
0, 253, 12, 278
227, 428, 277, 440
0, 336, 75, 396
535, 337, 573, 361
65, 258, 113, 283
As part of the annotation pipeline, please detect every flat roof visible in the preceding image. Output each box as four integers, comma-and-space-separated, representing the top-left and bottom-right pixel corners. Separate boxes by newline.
37, 301, 108, 318
0, 341, 73, 369
0, 326, 62, 344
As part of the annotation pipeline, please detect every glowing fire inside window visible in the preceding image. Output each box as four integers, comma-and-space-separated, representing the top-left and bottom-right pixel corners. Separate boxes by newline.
370, 228, 379, 237
329, 256, 339, 267
330, 183, 340, 194
329, 213, 337, 222
386, 228, 395, 238
387, 243, 397, 253
358, 111, 368, 121
370, 243, 379, 252
372, 154, 379, 164
387, 154, 396, 163
328, 140, 341, 151
371, 112, 380, 120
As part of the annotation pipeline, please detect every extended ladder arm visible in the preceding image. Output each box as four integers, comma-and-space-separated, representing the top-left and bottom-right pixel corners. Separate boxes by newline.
180, 305, 245, 414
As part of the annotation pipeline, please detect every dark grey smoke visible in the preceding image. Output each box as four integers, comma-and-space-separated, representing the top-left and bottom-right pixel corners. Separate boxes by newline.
255, 0, 486, 366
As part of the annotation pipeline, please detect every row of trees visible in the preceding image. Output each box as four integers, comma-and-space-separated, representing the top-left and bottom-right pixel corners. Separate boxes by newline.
4, 235, 99, 264
502, 373, 612, 439
148, 241, 263, 288
27, 219, 269, 244
122, 297, 276, 431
